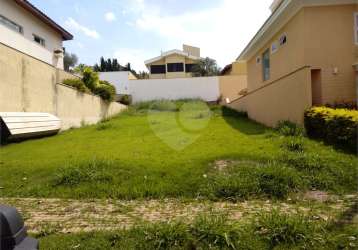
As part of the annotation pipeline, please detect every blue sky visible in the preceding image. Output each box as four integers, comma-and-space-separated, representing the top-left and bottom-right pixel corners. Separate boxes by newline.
31, 0, 272, 71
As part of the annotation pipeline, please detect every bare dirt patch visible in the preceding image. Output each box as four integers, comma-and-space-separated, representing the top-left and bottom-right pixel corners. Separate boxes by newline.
212, 159, 260, 172
0, 195, 356, 234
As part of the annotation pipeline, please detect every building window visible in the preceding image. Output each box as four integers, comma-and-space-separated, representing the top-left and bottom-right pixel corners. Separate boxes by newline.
167, 63, 184, 72
0, 15, 23, 34
256, 56, 261, 64
33, 34, 45, 47
262, 49, 270, 81
185, 64, 196, 72
150, 65, 166, 74
279, 34, 287, 46
271, 41, 278, 54
354, 13, 358, 45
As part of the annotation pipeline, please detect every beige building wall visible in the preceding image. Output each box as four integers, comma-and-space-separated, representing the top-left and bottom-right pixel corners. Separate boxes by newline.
228, 67, 312, 126
247, 9, 306, 92
231, 61, 247, 75
0, 43, 126, 130
232, 3, 357, 127
304, 4, 357, 104
219, 76, 247, 103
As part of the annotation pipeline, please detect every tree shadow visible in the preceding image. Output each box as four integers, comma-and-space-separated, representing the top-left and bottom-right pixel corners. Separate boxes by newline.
220, 106, 267, 135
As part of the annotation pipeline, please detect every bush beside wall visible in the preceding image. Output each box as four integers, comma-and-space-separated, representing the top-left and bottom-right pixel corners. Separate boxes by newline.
304, 107, 358, 152
62, 79, 90, 93
62, 68, 116, 102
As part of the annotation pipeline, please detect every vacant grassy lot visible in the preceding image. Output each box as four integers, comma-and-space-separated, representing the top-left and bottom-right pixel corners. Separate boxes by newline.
0, 100, 357, 249
0, 101, 357, 200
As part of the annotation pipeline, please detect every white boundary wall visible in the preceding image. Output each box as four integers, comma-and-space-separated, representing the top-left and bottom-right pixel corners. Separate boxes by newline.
99, 71, 131, 95
129, 77, 220, 103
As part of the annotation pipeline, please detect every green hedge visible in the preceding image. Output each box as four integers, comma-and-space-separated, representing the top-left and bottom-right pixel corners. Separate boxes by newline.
62, 79, 89, 93
304, 107, 358, 152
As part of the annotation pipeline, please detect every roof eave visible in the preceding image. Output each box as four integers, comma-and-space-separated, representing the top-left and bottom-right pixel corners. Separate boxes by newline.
14, 0, 73, 41
237, 0, 357, 61
145, 50, 201, 66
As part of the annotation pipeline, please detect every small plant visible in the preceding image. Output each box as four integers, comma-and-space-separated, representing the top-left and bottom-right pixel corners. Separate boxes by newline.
191, 214, 241, 249
96, 123, 112, 131
282, 137, 304, 152
254, 210, 324, 248
275, 120, 304, 136
118, 95, 132, 105
52, 159, 113, 187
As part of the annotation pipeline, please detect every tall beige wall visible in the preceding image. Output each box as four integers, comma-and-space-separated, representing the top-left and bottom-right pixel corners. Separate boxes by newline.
304, 4, 357, 104
247, 9, 306, 92
219, 76, 247, 103
228, 67, 312, 127
0, 43, 126, 130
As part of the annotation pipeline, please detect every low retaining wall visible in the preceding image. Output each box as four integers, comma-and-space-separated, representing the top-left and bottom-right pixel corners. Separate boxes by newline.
0, 43, 126, 130
228, 67, 312, 127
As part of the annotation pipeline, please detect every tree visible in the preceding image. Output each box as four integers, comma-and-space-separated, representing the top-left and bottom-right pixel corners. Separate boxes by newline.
93, 57, 124, 72
137, 71, 149, 79
125, 63, 131, 71
73, 64, 89, 75
64, 52, 78, 72
191, 57, 221, 77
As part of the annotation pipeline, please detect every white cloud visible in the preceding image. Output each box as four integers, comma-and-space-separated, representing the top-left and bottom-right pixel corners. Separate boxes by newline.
133, 0, 272, 67
105, 12, 116, 22
113, 48, 152, 72
65, 17, 100, 39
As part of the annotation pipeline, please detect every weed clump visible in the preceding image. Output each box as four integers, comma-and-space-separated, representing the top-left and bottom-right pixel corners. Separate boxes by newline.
52, 159, 113, 187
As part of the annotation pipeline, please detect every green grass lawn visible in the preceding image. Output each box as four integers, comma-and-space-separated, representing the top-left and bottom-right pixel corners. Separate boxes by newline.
0, 100, 356, 200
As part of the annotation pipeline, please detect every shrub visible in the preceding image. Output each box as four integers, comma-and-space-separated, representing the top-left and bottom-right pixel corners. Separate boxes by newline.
62, 78, 89, 93
118, 95, 132, 105
275, 120, 304, 136
82, 67, 99, 91
94, 81, 116, 102
304, 107, 358, 152
326, 101, 357, 110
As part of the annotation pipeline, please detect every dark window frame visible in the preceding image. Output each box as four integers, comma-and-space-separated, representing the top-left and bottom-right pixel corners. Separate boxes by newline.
167, 63, 184, 72
0, 14, 23, 34
150, 65, 166, 74
185, 64, 196, 73
262, 49, 270, 82
33, 34, 46, 47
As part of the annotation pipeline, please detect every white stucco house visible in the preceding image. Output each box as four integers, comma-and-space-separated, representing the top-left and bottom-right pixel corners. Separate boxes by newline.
0, 0, 73, 69
99, 71, 137, 95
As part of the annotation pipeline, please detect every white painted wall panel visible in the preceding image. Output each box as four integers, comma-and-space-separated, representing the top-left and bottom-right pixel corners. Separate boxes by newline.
99, 71, 131, 94
129, 77, 220, 103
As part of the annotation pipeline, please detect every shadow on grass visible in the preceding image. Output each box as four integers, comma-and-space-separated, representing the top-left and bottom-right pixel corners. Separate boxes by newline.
220, 106, 266, 135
